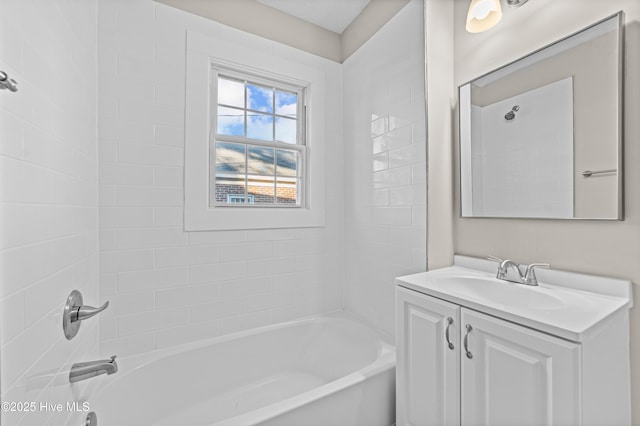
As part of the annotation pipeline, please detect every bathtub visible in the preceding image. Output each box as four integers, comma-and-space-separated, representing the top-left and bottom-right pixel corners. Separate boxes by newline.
89, 312, 396, 425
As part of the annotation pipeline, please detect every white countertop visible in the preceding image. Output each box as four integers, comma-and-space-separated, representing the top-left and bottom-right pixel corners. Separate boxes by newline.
395, 256, 632, 342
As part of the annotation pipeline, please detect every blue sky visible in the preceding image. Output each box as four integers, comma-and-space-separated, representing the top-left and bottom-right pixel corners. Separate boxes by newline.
217, 77, 298, 144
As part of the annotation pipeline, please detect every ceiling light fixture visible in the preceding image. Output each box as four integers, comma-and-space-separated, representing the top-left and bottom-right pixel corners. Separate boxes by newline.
465, 0, 503, 33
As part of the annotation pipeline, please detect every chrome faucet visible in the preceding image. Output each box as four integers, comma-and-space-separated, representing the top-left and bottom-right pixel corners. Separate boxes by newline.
69, 356, 118, 383
487, 256, 549, 286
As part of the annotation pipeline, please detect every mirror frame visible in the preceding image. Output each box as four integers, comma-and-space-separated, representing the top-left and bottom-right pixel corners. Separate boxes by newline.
458, 11, 625, 221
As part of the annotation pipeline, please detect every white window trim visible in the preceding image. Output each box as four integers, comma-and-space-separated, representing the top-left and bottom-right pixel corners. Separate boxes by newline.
185, 31, 326, 231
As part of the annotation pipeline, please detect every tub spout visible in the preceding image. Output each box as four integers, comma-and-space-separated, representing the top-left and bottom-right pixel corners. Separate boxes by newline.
69, 355, 118, 383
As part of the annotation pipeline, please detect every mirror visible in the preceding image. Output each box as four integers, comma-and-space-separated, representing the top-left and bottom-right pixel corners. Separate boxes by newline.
459, 13, 623, 220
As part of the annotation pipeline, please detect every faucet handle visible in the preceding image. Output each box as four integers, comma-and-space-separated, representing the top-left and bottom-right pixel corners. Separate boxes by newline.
523, 263, 550, 285
72, 301, 110, 322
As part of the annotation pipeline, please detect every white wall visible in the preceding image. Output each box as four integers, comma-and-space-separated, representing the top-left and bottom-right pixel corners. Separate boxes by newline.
426, 0, 640, 422
343, 0, 426, 337
0, 0, 99, 424
97, 0, 344, 357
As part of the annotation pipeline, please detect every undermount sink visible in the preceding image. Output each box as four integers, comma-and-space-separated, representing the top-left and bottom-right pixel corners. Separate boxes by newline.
436, 276, 567, 310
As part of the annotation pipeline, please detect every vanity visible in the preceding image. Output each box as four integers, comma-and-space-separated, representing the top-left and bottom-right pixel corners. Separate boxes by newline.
395, 255, 632, 426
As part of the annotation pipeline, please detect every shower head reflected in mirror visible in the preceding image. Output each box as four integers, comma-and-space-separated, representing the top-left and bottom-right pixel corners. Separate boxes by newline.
504, 105, 520, 121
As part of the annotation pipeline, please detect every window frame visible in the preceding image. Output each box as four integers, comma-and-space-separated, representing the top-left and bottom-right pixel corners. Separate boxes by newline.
211, 66, 307, 209
184, 31, 326, 231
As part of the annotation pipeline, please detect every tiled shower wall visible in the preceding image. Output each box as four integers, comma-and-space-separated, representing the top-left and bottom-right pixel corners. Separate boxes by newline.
0, 0, 99, 424
343, 0, 427, 337
97, 0, 344, 357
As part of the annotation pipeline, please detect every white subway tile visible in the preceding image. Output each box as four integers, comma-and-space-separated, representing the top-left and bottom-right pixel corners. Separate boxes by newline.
189, 298, 245, 323
154, 124, 184, 147
247, 229, 296, 242
153, 103, 184, 127
0, 291, 25, 343
118, 307, 188, 337
373, 152, 388, 171
155, 287, 194, 310
0, 204, 90, 250
100, 207, 154, 229
188, 230, 247, 246
1, 310, 58, 391
116, 227, 188, 249
0, 108, 24, 160
100, 333, 155, 358
117, 267, 189, 292
118, 143, 183, 167
246, 257, 301, 278
100, 163, 154, 185
153, 207, 183, 227
388, 143, 425, 168
245, 290, 286, 311
99, 74, 156, 104
272, 239, 326, 257
155, 321, 220, 349
219, 311, 273, 335
100, 249, 155, 273
389, 184, 427, 206
153, 166, 183, 187
371, 207, 413, 226
155, 245, 220, 268
190, 283, 220, 304
189, 261, 247, 284
98, 140, 118, 163
219, 242, 273, 262
154, 81, 185, 107
99, 290, 155, 319
0, 235, 87, 298
218, 277, 273, 299
117, 186, 181, 207
99, 273, 117, 297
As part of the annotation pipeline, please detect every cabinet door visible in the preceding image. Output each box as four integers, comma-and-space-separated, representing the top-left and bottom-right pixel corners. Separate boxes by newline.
396, 287, 460, 426
461, 309, 580, 426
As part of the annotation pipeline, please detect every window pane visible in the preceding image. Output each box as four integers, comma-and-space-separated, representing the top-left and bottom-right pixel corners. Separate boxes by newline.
247, 112, 273, 141
217, 106, 244, 137
276, 90, 297, 118
214, 174, 247, 205
276, 177, 298, 204
249, 175, 275, 205
247, 84, 273, 113
248, 145, 275, 175
276, 149, 298, 177
275, 117, 297, 144
216, 142, 246, 173
218, 77, 244, 108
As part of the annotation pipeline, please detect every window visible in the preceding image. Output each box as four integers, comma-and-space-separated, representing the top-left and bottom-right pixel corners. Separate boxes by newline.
212, 71, 305, 207
184, 31, 326, 231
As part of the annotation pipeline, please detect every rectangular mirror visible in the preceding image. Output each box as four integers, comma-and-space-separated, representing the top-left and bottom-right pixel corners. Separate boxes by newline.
459, 12, 623, 220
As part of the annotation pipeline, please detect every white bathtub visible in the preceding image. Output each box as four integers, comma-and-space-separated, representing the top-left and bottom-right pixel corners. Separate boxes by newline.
89, 312, 396, 425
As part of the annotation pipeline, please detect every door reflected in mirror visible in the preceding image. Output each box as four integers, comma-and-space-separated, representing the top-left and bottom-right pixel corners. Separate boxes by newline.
459, 12, 623, 220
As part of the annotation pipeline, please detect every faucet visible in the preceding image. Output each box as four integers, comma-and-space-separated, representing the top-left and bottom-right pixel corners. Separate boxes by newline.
69, 356, 118, 383
487, 256, 549, 286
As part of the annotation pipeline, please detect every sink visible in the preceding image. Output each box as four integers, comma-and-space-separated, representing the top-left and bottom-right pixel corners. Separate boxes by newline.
395, 255, 633, 342
436, 276, 566, 310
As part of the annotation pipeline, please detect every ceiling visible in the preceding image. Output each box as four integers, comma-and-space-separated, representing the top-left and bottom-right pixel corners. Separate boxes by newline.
256, 0, 371, 34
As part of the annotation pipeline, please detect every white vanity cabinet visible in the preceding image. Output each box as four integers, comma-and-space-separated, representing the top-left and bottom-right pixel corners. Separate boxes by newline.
460, 307, 579, 426
396, 287, 460, 426
396, 256, 633, 426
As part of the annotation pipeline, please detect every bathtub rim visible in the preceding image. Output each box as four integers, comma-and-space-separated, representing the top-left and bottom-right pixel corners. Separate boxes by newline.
91, 310, 396, 424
